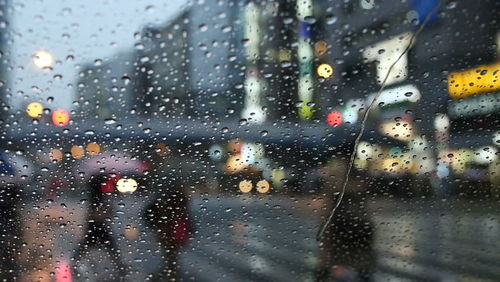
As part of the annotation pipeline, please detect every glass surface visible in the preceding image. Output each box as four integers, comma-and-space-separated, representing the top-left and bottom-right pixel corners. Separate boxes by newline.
0, 0, 498, 281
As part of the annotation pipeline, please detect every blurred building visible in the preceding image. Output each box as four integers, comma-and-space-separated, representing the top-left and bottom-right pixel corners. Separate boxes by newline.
132, 0, 321, 123
133, 3, 244, 121
134, 10, 191, 119
74, 0, 499, 195
76, 51, 137, 121
312, 0, 499, 194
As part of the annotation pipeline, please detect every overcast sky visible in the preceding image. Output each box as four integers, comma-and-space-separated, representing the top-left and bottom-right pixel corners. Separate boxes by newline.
7, 0, 187, 110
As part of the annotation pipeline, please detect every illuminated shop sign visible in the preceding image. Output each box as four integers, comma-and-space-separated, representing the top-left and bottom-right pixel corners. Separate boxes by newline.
448, 62, 500, 99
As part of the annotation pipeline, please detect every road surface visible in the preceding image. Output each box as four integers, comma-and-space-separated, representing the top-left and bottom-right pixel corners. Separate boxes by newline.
9, 193, 500, 281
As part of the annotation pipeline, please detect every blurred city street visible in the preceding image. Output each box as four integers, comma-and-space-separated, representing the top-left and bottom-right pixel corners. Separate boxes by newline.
9, 190, 500, 281
0, 1, 498, 280
179, 194, 500, 282
179, 195, 321, 282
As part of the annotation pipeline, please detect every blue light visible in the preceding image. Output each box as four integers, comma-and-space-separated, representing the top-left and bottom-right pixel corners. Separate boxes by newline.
411, 0, 439, 26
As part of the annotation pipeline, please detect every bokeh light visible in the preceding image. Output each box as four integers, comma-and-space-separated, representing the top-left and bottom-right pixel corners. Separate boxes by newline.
50, 149, 63, 163
227, 139, 243, 154
379, 120, 414, 141
314, 40, 328, 57
226, 155, 246, 174
33, 50, 54, 69
238, 180, 253, 193
116, 178, 138, 193
327, 111, 343, 126
209, 144, 224, 161
70, 145, 85, 159
26, 102, 44, 118
86, 142, 101, 156
317, 63, 334, 78
256, 180, 270, 193
52, 109, 71, 126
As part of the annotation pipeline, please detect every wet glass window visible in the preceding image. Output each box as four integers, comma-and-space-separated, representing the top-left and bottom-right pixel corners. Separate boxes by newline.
0, 0, 499, 281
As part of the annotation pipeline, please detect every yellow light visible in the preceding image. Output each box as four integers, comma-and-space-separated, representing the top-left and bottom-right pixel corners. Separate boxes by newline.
33, 50, 53, 69
116, 178, 138, 193
381, 158, 404, 173
256, 180, 270, 194
226, 154, 246, 174
26, 102, 44, 118
317, 63, 334, 79
448, 62, 500, 99
70, 145, 85, 159
379, 121, 414, 141
50, 149, 63, 163
238, 180, 253, 193
86, 143, 101, 156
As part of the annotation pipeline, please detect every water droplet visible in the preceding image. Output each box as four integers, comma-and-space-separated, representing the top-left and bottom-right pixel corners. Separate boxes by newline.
304, 16, 316, 24
199, 24, 208, 32
446, 1, 457, 9
326, 15, 337, 25
104, 119, 116, 125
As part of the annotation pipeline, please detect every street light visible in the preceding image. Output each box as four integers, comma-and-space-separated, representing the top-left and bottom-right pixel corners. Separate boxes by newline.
33, 50, 53, 69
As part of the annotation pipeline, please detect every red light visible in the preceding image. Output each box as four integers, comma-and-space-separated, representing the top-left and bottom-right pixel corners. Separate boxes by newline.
327, 111, 343, 126
100, 180, 115, 193
55, 260, 73, 282
100, 173, 121, 193
52, 109, 71, 126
